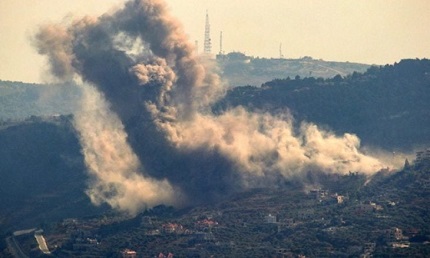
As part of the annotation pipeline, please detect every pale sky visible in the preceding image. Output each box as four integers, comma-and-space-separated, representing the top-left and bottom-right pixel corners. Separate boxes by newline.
1, 0, 430, 83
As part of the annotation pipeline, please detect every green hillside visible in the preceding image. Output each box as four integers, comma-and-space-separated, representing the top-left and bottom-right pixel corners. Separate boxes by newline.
0, 116, 105, 233
6, 157, 429, 257
216, 59, 430, 150
1, 59, 430, 257
0, 80, 81, 122
217, 53, 370, 87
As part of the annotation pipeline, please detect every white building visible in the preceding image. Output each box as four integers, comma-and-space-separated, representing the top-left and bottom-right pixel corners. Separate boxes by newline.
265, 214, 277, 223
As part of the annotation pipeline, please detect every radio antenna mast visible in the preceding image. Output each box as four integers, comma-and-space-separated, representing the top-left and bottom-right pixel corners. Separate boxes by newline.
204, 11, 212, 54
219, 31, 223, 55
279, 43, 284, 59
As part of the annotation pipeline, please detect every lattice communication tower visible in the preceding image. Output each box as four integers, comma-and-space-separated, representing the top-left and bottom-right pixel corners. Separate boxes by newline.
204, 11, 212, 54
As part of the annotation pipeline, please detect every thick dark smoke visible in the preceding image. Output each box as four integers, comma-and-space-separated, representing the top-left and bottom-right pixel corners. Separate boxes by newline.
35, 0, 397, 215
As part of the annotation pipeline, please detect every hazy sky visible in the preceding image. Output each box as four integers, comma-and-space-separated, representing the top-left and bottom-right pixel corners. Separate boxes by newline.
1, 0, 430, 83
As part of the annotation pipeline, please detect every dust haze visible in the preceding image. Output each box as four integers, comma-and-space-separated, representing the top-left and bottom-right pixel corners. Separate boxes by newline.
35, 0, 396, 215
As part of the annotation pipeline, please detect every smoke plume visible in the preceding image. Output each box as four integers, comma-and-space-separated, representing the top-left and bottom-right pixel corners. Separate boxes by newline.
35, 0, 393, 214
74, 83, 176, 214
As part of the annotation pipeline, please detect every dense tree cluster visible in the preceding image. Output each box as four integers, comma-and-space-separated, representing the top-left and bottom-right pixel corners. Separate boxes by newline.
0, 116, 106, 232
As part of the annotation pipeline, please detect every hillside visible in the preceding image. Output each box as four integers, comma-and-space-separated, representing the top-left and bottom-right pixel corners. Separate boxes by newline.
216, 59, 430, 151
0, 54, 370, 120
1, 111, 429, 257
0, 80, 81, 121
0, 59, 429, 256
4, 157, 429, 257
0, 116, 105, 233
216, 52, 370, 87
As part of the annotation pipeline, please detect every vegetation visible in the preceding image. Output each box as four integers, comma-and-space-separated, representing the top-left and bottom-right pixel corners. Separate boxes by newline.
216, 59, 430, 150
1, 59, 430, 256
6, 160, 429, 257
0, 116, 106, 232
0, 80, 81, 122
216, 53, 370, 87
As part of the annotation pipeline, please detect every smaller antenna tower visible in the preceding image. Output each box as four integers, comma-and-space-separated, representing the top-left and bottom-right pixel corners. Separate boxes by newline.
279, 43, 284, 59
219, 31, 223, 55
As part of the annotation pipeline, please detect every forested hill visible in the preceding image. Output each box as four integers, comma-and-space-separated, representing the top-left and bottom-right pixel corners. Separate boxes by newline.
0, 115, 105, 231
216, 53, 370, 87
0, 80, 81, 121
216, 59, 430, 151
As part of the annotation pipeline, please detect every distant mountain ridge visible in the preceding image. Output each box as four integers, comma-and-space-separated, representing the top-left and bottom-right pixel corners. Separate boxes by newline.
0, 55, 371, 120
216, 52, 371, 87
0, 80, 81, 121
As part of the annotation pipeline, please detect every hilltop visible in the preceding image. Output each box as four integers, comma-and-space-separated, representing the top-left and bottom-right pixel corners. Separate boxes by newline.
0, 80, 81, 122
0, 54, 369, 121
216, 52, 370, 87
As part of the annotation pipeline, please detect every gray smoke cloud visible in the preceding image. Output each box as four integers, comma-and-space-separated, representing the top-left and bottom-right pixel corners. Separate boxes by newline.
75, 83, 177, 214
34, 24, 75, 81
35, 0, 395, 214
157, 108, 384, 177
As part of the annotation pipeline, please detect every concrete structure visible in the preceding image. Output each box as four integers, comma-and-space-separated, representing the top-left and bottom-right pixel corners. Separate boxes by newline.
34, 230, 50, 255
265, 214, 277, 223
122, 249, 137, 258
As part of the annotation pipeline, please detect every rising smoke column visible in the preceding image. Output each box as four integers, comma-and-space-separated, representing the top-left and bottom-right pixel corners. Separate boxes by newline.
36, 0, 393, 214
75, 84, 176, 214
34, 5, 182, 215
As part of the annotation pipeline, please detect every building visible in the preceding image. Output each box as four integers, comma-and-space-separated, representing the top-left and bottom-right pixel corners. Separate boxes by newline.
161, 223, 184, 234
196, 219, 218, 230
337, 195, 344, 204
385, 227, 405, 243
265, 214, 277, 223
310, 189, 329, 201
122, 249, 137, 258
